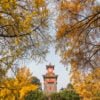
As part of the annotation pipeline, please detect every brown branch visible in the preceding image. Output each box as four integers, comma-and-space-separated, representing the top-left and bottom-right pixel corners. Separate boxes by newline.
0, 25, 40, 38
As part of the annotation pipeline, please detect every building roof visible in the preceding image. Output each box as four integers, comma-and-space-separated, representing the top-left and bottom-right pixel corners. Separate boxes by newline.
43, 64, 58, 79
46, 64, 54, 69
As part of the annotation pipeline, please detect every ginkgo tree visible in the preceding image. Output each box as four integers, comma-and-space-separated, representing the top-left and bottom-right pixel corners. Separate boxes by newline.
0, 0, 51, 79
71, 67, 100, 100
56, 0, 100, 71
56, 0, 100, 99
0, 66, 38, 100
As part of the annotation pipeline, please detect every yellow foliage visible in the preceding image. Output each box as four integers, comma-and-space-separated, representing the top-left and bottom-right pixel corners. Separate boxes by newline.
72, 68, 100, 99
20, 84, 38, 99
0, 67, 38, 99
0, 0, 16, 10
34, 0, 45, 7
56, 0, 100, 99
0, 0, 48, 37
56, 24, 70, 39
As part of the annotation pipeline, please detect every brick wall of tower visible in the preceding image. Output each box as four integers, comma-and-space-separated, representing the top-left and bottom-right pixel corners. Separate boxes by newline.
43, 64, 58, 95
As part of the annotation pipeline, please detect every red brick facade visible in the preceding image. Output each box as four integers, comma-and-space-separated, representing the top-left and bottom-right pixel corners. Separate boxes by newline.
43, 64, 58, 95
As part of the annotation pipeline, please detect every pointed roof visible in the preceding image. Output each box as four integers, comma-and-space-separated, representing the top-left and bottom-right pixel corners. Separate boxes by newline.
46, 63, 54, 69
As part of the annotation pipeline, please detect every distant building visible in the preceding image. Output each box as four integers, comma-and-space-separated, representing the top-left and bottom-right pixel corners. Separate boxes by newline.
43, 64, 58, 95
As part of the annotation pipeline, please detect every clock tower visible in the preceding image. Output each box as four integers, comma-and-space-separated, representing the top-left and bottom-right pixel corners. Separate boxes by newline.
43, 64, 58, 95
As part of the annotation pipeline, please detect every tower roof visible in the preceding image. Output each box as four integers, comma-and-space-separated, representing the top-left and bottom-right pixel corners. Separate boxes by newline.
43, 64, 58, 79
46, 63, 54, 69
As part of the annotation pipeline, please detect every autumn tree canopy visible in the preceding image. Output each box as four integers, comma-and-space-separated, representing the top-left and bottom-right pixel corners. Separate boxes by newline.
56, 0, 100, 71
56, 0, 100, 99
0, 0, 51, 79
71, 67, 100, 100
0, 67, 38, 100
0, 0, 100, 99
